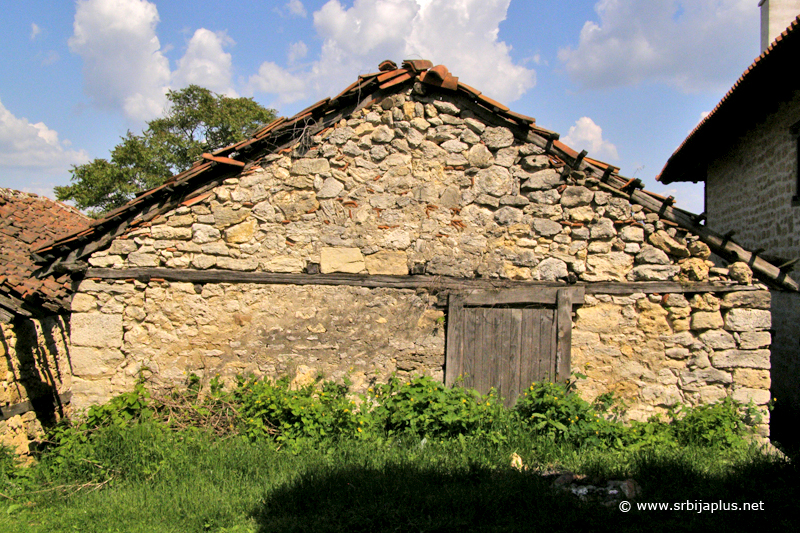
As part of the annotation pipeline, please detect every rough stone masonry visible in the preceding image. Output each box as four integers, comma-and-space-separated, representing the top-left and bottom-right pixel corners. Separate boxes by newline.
68, 83, 773, 435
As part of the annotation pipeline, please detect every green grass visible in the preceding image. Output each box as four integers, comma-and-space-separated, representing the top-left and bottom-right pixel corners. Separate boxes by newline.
1, 425, 796, 533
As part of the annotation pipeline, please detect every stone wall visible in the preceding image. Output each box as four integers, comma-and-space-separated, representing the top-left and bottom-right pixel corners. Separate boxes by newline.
706, 88, 800, 262
573, 289, 772, 435
71, 83, 772, 433
0, 316, 71, 459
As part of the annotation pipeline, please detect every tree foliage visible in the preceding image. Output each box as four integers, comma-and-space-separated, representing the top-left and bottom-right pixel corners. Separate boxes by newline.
55, 86, 276, 216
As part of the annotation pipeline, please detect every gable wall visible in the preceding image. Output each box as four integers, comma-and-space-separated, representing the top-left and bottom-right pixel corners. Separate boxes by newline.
70, 86, 771, 432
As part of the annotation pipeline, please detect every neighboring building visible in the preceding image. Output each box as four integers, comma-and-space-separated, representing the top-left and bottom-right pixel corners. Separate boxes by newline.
659, 5, 800, 446
33, 60, 791, 438
0, 189, 89, 457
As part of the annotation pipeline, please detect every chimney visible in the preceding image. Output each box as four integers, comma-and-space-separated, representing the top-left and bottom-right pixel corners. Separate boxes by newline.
760, 0, 800, 50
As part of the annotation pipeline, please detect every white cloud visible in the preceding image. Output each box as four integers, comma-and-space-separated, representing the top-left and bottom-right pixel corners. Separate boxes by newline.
69, 0, 171, 121
0, 98, 89, 170
250, 0, 534, 109
30, 23, 41, 40
558, 0, 755, 92
404, 0, 535, 102
69, 0, 242, 122
173, 29, 236, 96
288, 41, 308, 64
286, 0, 307, 17
561, 116, 619, 161
246, 62, 306, 105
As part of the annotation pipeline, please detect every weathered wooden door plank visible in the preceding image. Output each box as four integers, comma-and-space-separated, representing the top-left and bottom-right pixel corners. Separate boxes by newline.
556, 289, 573, 382
445, 294, 465, 386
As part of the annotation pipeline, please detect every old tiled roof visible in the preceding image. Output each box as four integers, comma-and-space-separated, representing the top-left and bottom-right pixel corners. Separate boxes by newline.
658, 15, 800, 184
32, 59, 798, 291
0, 189, 90, 321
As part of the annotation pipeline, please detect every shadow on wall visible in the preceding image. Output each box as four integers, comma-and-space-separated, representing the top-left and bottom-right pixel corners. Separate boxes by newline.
769, 290, 800, 456
1, 316, 70, 432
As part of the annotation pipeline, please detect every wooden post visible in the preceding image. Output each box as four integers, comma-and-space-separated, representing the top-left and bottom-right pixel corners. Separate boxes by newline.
555, 289, 573, 383
444, 294, 465, 387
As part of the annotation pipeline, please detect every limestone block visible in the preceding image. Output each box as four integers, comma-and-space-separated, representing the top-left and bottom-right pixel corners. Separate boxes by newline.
688, 240, 711, 259
724, 309, 771, 331
692, 386, 727, 404
732, 387, 771, 405
720, 291, 770, 309
494, 206, 524, 226
733, 369, 771, 389
88, 254, 123, 267
680, 368, 732, 389
261, 256, 305, 273
640, 384, 682, 406
481, 126, 514, 149
690, 311, 724, 331
638, 305, 672, 335
699, 330, 736, 350
619, 225, 644, 243
224, 219, 257, 244
628, 265, 680, 281
70, 293, 97, 313
664, 294, 689, 307
71, 313, 123, 348
127, 253, 159, 267
520, 169, 562, 191
192, 224, 221, 244
575, 304, 623, 333
474, 166, 512, 197
252, 200, 277, 222
212, 206, 251, 228
537, 258, 568, 281
273, 190, 319, 221
690, 294, 720, 311
560, 186, 594, 207
712, 349, 770, 369
582, 253, 634, 282
590, 219, 616, 239
317, 178, 345, 199
728, 262, 753, 284
680, 258, 709, 281
635, 245, 670, 265
648, 230, 690, 258
568, 206, 596, 223
365, 251, 409, 275
151, 225, 192, 240
531, 218, 562, 237
328, 127, 355, 145
738, 331, 771, 349
371, 125, 395, 143
320, 247, 365, 274
71, 377, 114, 412
71, 346, 125, 376
215, 257, 258, 271
291, 158, 331, 175
495, 146, 518, 167
108, 239, 138, 255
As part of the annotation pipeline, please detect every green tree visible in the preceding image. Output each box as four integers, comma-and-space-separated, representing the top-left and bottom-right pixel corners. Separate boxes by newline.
56, 85, 276, 216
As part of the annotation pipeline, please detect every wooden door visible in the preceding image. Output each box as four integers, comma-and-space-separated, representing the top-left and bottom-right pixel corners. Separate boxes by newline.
445, 286, 584, 406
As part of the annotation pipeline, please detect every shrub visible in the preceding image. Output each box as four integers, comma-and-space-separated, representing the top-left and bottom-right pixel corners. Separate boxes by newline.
367, 375, 507, 440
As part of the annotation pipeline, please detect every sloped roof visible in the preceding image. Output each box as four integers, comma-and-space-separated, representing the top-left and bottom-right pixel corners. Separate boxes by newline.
0, 188, 90, 321
32, 59, 798, 291
658, 15, 800, 184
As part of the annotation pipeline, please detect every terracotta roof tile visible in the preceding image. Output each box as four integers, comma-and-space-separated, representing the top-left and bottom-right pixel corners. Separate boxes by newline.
0, 189, 90, 318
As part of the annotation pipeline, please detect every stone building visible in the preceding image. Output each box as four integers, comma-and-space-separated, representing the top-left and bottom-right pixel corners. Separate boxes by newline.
659, 9, 800, 445
33, 60, 794, 437
0, 189, 89, 457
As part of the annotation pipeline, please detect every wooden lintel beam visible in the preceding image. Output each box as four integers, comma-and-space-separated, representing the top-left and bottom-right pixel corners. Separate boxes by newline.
84, 268, 763, 295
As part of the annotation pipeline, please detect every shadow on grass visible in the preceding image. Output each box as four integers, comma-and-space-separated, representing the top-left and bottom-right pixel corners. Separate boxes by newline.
251, 452, 799, 533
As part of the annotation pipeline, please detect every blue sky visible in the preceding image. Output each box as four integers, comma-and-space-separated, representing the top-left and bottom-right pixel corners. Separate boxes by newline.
0, 0, 765, 214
